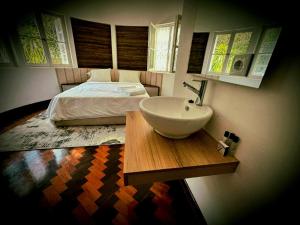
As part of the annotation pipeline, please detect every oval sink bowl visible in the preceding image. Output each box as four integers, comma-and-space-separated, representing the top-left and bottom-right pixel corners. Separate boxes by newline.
139, 96, 213, 139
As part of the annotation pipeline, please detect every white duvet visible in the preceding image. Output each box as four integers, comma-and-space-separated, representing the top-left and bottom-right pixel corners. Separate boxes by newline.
46, 82, 149, 121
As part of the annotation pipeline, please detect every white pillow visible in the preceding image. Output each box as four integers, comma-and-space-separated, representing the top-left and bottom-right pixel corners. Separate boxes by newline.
87, 68, 111, 82
118, 70, 140, 83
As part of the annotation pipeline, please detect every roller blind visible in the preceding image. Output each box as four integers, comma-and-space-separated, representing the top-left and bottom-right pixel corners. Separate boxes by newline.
71, 18, 112, 68
187, 32, 209, 73
116, 25, 148, 70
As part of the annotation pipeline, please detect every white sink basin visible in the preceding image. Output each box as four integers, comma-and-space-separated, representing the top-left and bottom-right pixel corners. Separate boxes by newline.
139, 96, 213, 139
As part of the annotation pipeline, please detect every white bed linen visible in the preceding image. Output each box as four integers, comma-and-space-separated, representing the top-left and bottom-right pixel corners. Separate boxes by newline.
46, 82, 149, 121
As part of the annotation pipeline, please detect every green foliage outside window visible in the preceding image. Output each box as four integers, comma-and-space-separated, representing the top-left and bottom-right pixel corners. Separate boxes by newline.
225, 32, 252, 73
209, 32, 252, 74
17, 15, 47, 64
20, 37, 47, 64
42, 14, 68, 65
17, 13, 69, 65
210, 34, 230, 73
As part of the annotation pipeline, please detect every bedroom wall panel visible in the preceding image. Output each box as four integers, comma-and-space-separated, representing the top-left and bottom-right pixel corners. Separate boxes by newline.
146, 71, 152, 85
156, 74, 163, 88
56, 69, 67, 84
140, 71, 146, 84
80, 68, 89, 82
156, 73, 163, 95
151, 73, 157, 86
65, 69, 75, 84
73, 69, 82, 83
111, 69, 119, 82
55, 68, 164, 95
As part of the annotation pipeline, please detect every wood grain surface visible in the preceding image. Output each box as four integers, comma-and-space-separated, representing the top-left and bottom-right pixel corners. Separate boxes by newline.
124, 111, 239, 185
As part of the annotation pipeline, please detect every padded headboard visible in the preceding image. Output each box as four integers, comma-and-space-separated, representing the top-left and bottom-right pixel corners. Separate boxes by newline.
55, 68, 163, 94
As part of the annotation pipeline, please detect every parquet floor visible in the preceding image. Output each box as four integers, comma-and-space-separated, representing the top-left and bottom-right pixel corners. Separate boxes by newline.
0, 145, 206, 225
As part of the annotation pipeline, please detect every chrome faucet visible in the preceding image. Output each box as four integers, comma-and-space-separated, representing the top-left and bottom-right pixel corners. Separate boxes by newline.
183, 79, 208, 106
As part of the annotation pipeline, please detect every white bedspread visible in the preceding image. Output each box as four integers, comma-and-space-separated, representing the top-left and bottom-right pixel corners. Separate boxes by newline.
47, 82, 149, 121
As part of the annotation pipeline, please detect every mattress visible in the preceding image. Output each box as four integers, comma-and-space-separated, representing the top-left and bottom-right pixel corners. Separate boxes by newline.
47, 82, 149, 121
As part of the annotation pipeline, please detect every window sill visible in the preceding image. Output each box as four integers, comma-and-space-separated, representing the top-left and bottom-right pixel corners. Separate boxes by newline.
192, 73, 262, 88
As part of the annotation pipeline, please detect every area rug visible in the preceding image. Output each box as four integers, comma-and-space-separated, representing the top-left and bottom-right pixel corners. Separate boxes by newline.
0, 112, 125, 152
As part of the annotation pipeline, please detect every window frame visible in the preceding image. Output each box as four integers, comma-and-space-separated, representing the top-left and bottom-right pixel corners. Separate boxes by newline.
170, 15, 181, 73
148, 15, 181, 73
247, 26, 281, 78
155, 22, 175, 72
206, 27, 262, 76
16, 11, 72, 68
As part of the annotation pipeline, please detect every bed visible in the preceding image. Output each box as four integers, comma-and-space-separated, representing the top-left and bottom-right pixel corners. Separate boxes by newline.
47, 81, 149, 126
49, 68, 163, 126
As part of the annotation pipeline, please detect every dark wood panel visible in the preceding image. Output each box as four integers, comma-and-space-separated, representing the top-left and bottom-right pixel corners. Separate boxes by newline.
116, 25, 148, 70
71, 18, 112, 68
188, 32, 209, 74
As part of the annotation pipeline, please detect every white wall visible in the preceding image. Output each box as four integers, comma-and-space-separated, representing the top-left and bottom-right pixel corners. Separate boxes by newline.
174, 0, 300, 224
161, 73, 175, 96
0, 67, 60, 113
0, 0, 182, 112
173, 0, 197, 98
187, 51, 300, 224
50, 0, 183, 25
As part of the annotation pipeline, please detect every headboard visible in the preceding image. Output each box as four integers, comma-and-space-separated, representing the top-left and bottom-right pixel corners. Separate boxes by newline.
55, 68, 163, 95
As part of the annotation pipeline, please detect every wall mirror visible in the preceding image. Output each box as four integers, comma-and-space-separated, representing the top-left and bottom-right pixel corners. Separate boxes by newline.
187, 2, 281, 88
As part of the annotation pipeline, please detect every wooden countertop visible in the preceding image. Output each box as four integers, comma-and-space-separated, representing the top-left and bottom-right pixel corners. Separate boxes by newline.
124, 111, 239, 185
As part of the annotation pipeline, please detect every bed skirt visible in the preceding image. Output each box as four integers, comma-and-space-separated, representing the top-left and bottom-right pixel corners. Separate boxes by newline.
54, 116, 126, 126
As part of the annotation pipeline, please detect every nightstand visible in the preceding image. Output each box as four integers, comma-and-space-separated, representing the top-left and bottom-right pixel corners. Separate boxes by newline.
144, 85, 160, 96
61, 83, 80, 92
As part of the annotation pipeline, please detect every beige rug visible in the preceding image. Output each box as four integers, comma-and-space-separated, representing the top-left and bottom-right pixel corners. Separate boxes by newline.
0, 112, 125, 152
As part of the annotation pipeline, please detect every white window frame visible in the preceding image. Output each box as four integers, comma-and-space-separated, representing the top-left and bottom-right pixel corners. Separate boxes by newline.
148, 15, 181, 73
15, 11, 72, 67
206, 27, 262, 76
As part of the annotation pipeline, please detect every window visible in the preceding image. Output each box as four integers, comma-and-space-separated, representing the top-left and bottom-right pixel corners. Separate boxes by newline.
249, 27, 281, 77
207, 26, 281, 77
148, 15, 181, 73
16, 12, 71, 66
208, 29, 257, 75
0, 35, 14, 65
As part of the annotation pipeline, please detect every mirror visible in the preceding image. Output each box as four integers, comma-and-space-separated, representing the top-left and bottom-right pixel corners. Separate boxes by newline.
187, 1, 281, 88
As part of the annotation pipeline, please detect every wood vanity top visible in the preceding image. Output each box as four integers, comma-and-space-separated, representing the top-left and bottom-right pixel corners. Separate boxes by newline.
124, 111, 239, 185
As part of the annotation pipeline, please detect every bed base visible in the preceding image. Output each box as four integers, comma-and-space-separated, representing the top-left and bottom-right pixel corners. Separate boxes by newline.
54, 116, 126, 126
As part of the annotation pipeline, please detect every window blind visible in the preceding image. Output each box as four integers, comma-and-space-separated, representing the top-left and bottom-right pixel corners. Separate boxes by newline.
116, 25, 148, 70
187, 32, 209, 74
71, 18, 112, 68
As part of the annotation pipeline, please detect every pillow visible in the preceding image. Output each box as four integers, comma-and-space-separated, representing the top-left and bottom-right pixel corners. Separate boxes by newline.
87, 68, 111, 82
118, 70, 140, 83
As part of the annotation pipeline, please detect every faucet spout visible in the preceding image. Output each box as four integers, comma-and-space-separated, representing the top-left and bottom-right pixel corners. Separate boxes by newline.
183, 80, 208, 106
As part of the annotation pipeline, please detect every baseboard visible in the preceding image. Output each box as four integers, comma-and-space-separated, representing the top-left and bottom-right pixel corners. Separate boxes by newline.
0, 100, 50, 129
181, 179, 208, 225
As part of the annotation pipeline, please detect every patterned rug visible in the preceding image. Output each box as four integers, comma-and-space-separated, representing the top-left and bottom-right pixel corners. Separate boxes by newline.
0, 145, 206, 225
0, 112, 125, 152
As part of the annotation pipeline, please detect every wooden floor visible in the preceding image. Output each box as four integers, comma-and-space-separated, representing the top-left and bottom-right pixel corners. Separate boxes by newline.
0, 113, 207, 225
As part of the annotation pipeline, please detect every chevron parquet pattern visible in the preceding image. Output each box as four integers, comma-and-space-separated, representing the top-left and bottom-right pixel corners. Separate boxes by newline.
0, 145, 206, 225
